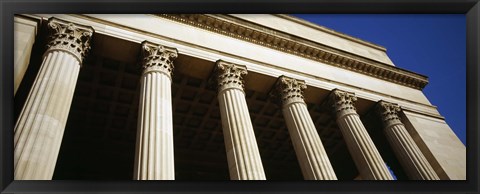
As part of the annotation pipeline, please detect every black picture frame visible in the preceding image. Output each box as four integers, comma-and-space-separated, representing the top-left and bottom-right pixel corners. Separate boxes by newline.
1, 0, 478, 193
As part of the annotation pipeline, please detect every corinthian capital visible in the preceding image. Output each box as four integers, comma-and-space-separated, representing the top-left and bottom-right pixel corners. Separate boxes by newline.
214, 60, 248, 93
46, 17, 94, 64
328, 89, 357, 117
141, 41, 178, 78
376, 101, 403, 128
273, 76, 307, 106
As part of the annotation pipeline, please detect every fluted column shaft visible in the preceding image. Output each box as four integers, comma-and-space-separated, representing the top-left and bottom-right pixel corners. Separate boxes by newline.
14, 18, 94, 180
133, 41, 178, 180
376, 101, 440, 180
274, 76, 337, 180
329, 90, 393, 180
215, 61, 266, 180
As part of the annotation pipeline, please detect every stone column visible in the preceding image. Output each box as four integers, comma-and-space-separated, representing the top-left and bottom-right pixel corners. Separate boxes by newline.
376, 101, 440, 180
133, 41, 178, 180
14, 16, 38, 95
328, 89, 393, 180
214, 60, 266, 180
14, 18, 94, 180
274, 76, 337, 180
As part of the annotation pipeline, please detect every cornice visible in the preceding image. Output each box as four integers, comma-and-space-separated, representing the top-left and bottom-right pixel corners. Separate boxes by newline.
273, 14, 387, 52
158, 14, 429, 90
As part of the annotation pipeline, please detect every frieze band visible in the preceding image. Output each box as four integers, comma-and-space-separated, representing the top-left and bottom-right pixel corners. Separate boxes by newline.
159, 14, 429, 90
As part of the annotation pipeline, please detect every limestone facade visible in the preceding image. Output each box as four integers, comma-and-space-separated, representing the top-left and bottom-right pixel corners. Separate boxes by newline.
13, 14, 465, 180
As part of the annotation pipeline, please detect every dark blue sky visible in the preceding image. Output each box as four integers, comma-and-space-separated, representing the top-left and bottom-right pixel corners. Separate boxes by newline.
293, 14, 466, 145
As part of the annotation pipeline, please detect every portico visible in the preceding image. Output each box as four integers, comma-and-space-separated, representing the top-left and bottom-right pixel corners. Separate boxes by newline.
13, 14, 465, 180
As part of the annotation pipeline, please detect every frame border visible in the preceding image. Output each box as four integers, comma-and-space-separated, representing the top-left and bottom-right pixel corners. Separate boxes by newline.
1, 0, 478, 193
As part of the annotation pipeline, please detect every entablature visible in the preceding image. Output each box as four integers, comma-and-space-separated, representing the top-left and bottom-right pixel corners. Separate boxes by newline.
158, 14, 429, 90
20, 14, 441, 120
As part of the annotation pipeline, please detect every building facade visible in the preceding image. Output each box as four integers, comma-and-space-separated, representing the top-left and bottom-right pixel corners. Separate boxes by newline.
13, 14, 466, 180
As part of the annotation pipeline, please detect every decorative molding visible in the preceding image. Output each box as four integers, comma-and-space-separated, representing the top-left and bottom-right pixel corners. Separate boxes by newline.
272, 76, 307, 107
274, 14, 387, 52
141, 40, 178, 78
214, 60, 248, 93
46, 17, 94, 64
328, 89, 358, 117
35, 14, 440, 117
376, 101, 403, 128
158, 14, 429, 90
